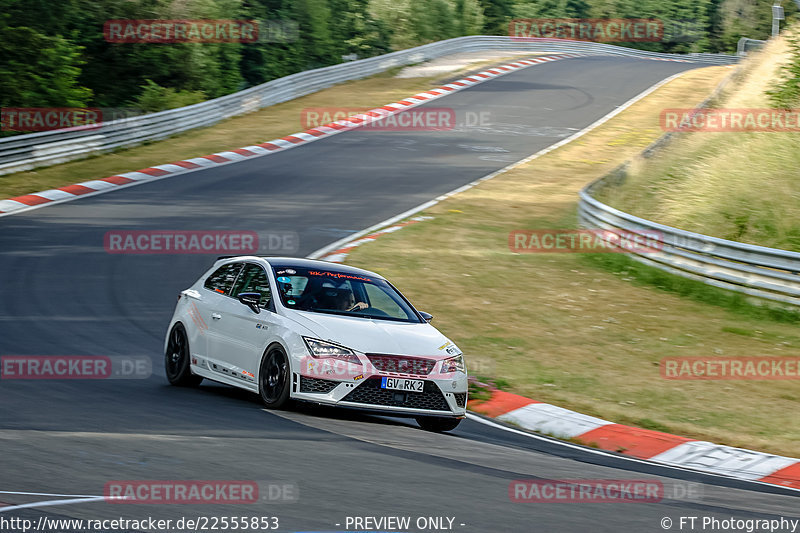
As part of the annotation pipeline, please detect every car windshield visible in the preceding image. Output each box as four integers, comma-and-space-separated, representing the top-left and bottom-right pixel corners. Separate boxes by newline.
272, 266, 422, 323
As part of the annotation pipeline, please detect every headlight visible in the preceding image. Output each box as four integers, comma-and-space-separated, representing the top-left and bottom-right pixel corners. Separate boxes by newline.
303, 337, 361, 365
440, 354, 466, 374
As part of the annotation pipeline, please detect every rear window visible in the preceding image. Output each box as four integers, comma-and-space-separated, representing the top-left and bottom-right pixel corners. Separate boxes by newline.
204, 263, 243, 295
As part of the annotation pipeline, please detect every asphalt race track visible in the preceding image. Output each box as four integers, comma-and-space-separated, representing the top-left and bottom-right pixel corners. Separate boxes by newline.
1, 55, 798, 532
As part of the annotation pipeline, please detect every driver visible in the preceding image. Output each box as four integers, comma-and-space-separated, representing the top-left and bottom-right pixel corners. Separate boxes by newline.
337, 288, 368, 312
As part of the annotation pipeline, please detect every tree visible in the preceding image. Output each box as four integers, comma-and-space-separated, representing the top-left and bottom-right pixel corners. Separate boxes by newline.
455, 0, 486, 35
479, 0, 514, 34
328, 0, 391, 58
513, 0, 591, 18
370, 0, 418, 49
293, 0, 337, 67
0, 25, 92, 108
1, 0, 788, 114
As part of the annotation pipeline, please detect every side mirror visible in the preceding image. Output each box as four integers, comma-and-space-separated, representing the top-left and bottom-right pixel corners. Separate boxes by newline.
419, 311, 433, 322
237, 292, 262, 314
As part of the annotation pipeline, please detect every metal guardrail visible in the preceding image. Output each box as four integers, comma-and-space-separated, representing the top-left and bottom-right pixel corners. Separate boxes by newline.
0, 36, 737, 176
578, 67, 800, 308
737, 37, 767, 56
579, 185, 800, 307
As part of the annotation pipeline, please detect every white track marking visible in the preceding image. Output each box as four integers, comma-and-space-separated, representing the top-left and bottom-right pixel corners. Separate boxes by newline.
4, 63, 766, 512
302, 69, 800, 494
0, 491, 126, 513
0, 54, 587, 219
308, 70, 689, 260
0, 496, 109, 513
0, 491, 102, 497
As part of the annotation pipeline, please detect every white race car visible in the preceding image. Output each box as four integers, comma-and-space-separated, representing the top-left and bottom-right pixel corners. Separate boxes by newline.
165, 257, 468, 431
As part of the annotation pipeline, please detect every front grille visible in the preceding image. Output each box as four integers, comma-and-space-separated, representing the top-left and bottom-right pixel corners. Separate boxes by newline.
453, 392, 467, 408
342, 377, 450, 411
366, 354, 436, 376
299, 376, 340, 394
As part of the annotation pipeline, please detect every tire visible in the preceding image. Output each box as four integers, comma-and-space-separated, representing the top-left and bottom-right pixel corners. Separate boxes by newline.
259, 345, 291, 409
165, 324, 203, 386
416, 416, 461, 432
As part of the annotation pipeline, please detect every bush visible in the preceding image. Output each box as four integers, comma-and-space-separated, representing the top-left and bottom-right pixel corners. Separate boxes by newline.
767, 30, 800, 108
134, 80, 206, 113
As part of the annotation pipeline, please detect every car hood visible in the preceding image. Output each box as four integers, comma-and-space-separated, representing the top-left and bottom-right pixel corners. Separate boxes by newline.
284, 309, 457, 358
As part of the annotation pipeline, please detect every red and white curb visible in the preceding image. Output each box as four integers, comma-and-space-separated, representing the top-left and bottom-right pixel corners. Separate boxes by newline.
314, 213, 800, 491
0, 54, 590, 218
469, 390, 800, 490
317, 216, 433, 263
305, 63, 782, 489
0, 52, 699, 218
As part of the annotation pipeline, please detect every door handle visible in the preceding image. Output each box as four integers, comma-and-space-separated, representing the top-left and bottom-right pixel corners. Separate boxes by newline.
211, 313, 222, 320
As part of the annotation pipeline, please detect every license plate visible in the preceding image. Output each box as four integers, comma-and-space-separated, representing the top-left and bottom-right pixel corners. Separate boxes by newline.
380, 377, 424, 393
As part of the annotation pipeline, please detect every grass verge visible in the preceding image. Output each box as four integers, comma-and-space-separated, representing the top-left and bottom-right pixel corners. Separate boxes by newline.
595, 36, 800, 251
344, 64, 800, 458
584, 253, 800, 323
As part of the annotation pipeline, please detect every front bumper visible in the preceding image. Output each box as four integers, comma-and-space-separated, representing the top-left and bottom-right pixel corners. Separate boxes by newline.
292, 374, 468, 417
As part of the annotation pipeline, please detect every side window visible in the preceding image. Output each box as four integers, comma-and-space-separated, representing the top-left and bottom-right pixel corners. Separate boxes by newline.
204, 263, 243, 295
232, 264, 272, 309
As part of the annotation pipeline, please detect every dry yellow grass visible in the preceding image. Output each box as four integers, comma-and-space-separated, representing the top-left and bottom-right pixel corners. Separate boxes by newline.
726, 37, 790, 107
344, 65, 800, 457
598, 35, 800, 250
